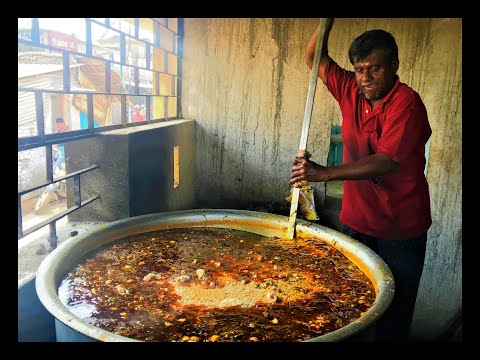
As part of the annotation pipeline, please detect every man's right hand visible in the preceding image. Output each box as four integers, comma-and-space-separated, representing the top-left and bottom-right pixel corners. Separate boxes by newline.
325, 18, 334, 34
290, 156, 330, 184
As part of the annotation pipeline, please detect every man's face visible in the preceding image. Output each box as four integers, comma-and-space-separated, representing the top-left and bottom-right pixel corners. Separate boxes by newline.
353, 49, 398, 101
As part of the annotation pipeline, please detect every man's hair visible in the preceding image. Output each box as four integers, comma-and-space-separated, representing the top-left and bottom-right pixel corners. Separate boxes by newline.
56, 117, 65, 124
348, 29, 398, 64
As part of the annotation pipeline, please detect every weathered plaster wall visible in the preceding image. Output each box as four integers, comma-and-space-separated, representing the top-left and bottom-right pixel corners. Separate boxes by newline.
182, 18, 462, 340
183, 18, 329, 211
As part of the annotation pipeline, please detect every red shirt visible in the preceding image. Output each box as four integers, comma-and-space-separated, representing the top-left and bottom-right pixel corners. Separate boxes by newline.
131, 113, 145, 122
326, 60, 432, 240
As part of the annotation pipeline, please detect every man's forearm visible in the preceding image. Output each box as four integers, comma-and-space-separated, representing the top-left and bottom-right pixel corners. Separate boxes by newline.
324, 153, 398, 182
306, 19, 333, 68
306, 19, 334, 84
306, 25, 320, 69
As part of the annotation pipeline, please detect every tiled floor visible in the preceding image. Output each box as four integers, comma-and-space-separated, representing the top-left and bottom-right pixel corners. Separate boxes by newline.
326, 180, 344, 198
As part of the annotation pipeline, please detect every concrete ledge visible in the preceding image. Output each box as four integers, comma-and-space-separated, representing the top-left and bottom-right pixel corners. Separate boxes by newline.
65, 118, 195, 222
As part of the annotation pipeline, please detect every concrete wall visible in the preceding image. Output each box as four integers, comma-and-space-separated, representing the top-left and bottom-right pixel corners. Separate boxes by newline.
181, 18, 462, 340
66, 120, 195, 222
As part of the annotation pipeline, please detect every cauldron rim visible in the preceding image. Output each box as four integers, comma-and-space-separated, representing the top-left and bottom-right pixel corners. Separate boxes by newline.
36, 209, 394, 342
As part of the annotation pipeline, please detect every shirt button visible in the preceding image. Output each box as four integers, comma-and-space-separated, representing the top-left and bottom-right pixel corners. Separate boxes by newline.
366, 110, 369, 113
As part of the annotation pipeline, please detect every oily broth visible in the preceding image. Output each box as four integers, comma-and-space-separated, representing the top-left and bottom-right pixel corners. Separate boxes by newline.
58, 227, 375, 342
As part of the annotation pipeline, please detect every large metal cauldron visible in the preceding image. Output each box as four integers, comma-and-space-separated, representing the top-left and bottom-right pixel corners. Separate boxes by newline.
36, 209, 394, 342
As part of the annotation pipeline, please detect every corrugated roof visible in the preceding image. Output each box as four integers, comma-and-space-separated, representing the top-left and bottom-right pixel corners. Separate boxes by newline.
18, 50, 83, 79
19, 64, 64, 78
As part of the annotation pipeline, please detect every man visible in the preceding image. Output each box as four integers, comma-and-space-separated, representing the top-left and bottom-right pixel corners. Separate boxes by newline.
53, 117, 70, 173
291, 19, 432, 342
55, 117, 71, 133
131, 104, 145, 122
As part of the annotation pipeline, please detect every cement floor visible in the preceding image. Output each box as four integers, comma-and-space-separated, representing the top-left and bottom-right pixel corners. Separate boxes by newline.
18, 201, 106, 288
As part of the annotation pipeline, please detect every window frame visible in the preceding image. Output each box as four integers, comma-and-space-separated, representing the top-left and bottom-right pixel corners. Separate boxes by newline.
18, 18, 183, 245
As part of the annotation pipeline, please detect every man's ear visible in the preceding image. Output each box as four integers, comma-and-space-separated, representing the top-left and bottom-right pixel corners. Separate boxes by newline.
392, 59, 399, 73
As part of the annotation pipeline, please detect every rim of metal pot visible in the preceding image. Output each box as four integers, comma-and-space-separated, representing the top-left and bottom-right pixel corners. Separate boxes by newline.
36, 209, 394, 342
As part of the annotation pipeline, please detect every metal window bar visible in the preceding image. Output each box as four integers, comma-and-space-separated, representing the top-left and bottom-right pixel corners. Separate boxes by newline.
146, 43, 151, 71
18, 164, 99, 247
146, 95, 151, 122
85, 18, 92, 56
176, 18, 183, 118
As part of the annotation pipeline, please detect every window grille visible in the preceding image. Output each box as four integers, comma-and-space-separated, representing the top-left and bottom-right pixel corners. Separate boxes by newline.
18, 18, 183, 248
